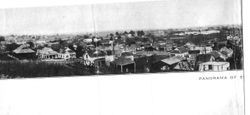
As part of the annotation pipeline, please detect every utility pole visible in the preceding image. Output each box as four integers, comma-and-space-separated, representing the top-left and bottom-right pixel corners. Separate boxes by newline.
232, 26, 237, 70
112, 36, 115, 55
234, 40, 237, 69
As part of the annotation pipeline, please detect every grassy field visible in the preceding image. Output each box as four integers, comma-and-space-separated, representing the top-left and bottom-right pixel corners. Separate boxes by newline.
0, 61, 96, 78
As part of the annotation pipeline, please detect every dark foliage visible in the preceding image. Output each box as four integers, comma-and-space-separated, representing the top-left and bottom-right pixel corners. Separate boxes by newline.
0, 61, 96, 78
5, 43, 19, 52
0, 36, 5, 42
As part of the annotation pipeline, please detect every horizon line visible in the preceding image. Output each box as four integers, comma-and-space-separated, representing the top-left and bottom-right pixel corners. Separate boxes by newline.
0, 23, 242, 36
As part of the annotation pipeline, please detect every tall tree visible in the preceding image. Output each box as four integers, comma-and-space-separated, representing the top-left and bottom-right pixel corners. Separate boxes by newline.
6, 43, 19, 52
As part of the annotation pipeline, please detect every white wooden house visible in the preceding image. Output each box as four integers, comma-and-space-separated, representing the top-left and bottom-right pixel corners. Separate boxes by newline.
198, 62, 230, 71
83, 50, 113, 66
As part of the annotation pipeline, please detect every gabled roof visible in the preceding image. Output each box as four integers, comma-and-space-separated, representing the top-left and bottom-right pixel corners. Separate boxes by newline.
161, 56, 183, 65
13, 48, 35, 54
38, 47, 58, 55
13, 44, 35, 54
59, 47, 75, 54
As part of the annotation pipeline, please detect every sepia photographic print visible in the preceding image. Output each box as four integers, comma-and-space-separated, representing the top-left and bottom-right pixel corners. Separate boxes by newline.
0, 0, 243, 79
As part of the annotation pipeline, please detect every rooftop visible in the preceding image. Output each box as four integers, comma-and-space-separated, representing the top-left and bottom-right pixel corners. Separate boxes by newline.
200, 61, 229, 66
161, 56, 183, 65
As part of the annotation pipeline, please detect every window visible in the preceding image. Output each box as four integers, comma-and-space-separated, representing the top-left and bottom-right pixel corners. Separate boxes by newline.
208, 65, 213, 70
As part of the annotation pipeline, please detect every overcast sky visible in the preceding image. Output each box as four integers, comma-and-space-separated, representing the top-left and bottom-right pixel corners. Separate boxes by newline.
0, 0, 242, 35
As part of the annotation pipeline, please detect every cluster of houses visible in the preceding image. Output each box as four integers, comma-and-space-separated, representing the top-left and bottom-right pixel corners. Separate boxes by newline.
6, 44, 76, 61
0, 29, 242, 74
75, 39, 234, 73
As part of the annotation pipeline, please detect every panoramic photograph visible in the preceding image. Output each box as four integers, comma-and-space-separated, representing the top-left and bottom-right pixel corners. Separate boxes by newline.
0, 0, 243, 78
